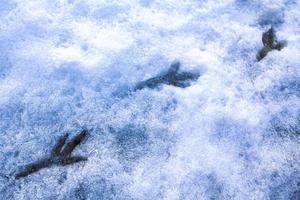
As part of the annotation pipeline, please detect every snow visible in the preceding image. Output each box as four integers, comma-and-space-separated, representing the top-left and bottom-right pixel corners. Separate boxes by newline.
0, 0, 299, 199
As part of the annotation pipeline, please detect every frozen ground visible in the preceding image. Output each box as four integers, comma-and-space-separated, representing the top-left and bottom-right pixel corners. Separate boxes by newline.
0, 0, 299, 199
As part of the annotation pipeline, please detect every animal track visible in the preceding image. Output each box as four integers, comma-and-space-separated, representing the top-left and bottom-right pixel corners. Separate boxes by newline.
134, 61, 200, 91
15, 130, 89, 179
257, 27, 287, 61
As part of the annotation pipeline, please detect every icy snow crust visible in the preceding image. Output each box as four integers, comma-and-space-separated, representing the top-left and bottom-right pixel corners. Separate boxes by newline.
0, 0, 299, 199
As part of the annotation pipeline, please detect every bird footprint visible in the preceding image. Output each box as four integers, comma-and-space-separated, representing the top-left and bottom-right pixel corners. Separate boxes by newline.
15, 130, 89, 179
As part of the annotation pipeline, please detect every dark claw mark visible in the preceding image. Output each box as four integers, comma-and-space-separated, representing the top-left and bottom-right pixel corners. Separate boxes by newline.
257, 27, 287, 61
60, 130, 88, 157
61, 156, 88, 166
15, 130, 89, 179
51, 133, 69, 156
262, 27, 276, 47
134, 61, 200, 91
15, 158, 52, 179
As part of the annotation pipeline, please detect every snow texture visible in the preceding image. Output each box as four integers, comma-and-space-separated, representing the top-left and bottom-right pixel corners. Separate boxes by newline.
0, 0, 299, 199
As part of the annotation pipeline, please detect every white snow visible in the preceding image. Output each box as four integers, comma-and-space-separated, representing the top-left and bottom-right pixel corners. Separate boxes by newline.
0, 0, 299, 199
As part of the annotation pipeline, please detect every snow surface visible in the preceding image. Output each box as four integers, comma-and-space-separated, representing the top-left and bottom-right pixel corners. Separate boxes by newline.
0, 0, 299, 199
